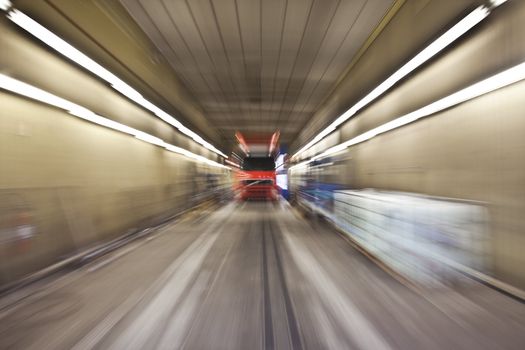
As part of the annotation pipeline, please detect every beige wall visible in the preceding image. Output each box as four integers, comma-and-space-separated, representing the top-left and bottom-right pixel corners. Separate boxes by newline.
0, 15, 229, 286
13, 0, 221, 145
292, 0, 485, 151
290, 1, 525, 290
0, 90, 229, 285
349, 78, 525, 289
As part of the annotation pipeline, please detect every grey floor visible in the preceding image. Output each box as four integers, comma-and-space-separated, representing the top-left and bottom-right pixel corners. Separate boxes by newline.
1, 202, 524, 349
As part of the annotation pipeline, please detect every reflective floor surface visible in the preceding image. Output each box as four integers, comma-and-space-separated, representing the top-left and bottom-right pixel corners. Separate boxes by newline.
1, 202, 524, 349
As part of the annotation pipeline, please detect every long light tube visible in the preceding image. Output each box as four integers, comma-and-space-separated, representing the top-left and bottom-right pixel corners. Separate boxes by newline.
0, 0, 11, 11
293, 4, 495, 159
0, 74, 229, 169
490, 0, 508, 7
290, 59, 525, 170
5, 9, 227, 158
225, 159, 240, 168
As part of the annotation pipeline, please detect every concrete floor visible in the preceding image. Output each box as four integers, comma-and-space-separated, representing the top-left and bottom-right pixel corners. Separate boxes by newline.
0, 202, 524, 349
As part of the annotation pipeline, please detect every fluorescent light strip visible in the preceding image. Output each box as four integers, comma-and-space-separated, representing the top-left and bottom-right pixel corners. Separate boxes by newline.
5, 9, 227, 158
290, 60, 525, 170
0, 74, 228, 169
225, 159, 240, 168
289, 160, 309, 171
293, 4, 494, 159
0, 0, 11, 11
490, 0, 508, 7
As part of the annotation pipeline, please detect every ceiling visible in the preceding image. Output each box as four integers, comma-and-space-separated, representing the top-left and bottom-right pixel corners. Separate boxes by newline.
119, 0, 394, 150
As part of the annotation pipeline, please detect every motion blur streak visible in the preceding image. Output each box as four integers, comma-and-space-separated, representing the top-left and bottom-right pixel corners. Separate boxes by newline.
296, 59, 525, 165
0, 74, 227, 169
2, 203, 523, 349
292, 4, 494, 159
5, 9, 226, 157
2, 0, 525, 349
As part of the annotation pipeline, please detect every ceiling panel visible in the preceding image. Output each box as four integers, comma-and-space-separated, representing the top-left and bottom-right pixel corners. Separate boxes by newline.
120, 0, 394, 147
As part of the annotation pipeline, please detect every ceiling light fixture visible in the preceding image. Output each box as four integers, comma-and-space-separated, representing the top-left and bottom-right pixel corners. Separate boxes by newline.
489, 0, 509, 8
225, 159, 240, 168
0, 0, 11, 11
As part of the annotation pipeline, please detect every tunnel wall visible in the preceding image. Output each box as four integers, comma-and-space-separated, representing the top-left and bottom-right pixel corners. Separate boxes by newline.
0, 18, 230, 286
13, 0, 221, 145
292, 0, 486, 152
290, 1, 525, 290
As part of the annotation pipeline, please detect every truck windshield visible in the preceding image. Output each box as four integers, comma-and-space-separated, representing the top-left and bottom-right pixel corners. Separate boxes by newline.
242, 157, 275, 171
